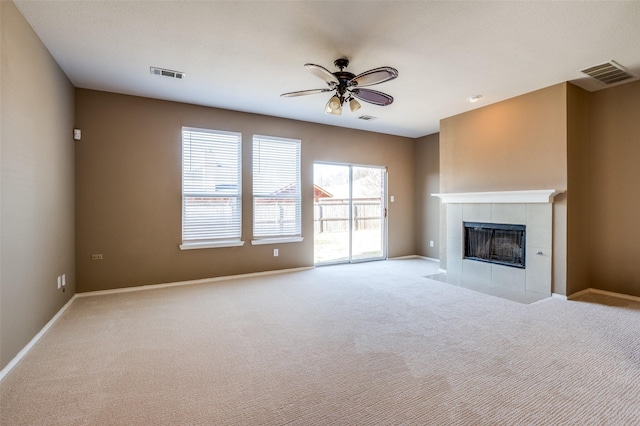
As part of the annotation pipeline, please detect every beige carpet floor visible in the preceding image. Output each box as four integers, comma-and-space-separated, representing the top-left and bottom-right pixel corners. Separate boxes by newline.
1, 258, 639, 425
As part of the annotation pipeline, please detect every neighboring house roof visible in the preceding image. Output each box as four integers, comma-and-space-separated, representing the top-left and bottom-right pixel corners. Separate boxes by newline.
272, 183, 333, 199
313, 184, 333, 199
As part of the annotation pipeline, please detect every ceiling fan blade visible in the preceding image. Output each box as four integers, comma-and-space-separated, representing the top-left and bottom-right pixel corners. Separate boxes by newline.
281, 88, 332, 98
304, 63, 339, 84
351, 88, 394, 106
350, 67, 398, 87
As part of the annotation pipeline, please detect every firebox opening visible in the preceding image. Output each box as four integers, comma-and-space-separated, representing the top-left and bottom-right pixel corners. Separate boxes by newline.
464, 222, 526, 269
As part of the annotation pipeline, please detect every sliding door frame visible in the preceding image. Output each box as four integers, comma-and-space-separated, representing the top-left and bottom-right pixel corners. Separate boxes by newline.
313, 161, 388, 265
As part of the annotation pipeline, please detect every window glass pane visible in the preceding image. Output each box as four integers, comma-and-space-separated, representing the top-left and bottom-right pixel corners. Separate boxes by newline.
253, 136, 301, 239
182, 127, 241, 243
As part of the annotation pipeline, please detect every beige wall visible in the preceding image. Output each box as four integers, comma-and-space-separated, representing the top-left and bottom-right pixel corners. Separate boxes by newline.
566, 83, 592, 296
414, 133, 440, 258
439, 83, 568, 294
75, 89, 415, 292
589, 80, 640, 297
1, 1, 75, 370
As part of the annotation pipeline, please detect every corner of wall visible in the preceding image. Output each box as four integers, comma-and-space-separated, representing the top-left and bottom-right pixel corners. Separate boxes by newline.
565, 83, 592, 296
413, 133, 440, 259
1, 0, 76, 370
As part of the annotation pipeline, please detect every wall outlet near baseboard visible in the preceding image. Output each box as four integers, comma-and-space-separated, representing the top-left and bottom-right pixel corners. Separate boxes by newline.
430, 240, 435, 247
91, 254, 103, 260
273, 249, 279, 257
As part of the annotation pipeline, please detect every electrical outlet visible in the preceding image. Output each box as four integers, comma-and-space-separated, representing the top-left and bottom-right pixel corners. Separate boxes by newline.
91, 254, 103, 260
430, 240, 435, 247
273, 249, 279, 257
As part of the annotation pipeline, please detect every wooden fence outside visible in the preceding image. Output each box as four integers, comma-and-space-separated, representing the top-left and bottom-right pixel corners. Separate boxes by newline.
314, 198, 383, 233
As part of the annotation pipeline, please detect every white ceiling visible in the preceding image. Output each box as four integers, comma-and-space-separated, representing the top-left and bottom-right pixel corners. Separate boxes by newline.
14, 1, 640, 138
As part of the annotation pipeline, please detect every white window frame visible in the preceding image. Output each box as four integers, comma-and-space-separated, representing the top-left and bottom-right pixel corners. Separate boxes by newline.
180, 127, 244, 250
251, 135, 303, 245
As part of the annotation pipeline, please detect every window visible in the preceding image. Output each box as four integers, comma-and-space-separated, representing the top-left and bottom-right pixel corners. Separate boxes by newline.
252, 135, 302, 244
181, 127, 243, 249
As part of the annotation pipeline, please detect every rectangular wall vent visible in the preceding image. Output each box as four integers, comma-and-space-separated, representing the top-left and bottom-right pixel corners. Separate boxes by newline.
580, 61, 636, 85
150, 67, 185, 80
358, 115, 377, 121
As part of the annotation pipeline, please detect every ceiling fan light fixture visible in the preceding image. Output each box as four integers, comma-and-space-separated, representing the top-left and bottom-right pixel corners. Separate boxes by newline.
349, 98, 361, 112
284, 59, 398, 116
325, 95, 342, 115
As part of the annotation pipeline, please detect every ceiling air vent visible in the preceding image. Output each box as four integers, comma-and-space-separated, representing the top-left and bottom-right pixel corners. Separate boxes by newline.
358, 115, 377, 121
150, 67, 185, 80
580, 61, 636, 85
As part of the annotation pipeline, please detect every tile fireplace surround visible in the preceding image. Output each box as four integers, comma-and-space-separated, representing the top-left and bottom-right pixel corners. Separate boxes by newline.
432, 190, 564, 301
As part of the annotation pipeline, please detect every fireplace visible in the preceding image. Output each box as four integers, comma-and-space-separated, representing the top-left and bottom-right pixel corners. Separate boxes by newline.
431, 190, 564, 299
464, 222, 526, 269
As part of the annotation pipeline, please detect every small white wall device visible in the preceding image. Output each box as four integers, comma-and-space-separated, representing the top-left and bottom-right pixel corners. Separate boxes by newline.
73, 129, 81, 140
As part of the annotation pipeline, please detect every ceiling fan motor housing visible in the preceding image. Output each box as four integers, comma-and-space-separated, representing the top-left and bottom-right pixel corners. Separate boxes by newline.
334, 58, 349, 70
281, 58, 397, 110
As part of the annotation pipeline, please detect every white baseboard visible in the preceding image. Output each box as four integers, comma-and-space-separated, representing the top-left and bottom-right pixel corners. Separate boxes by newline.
567, 288, 640, 302
552, 293, 568, 300
75, 266, 315, 298
0, 294, 78, 382
389, 255, 440, 263
0, 265, 314, 382
567, 288, 640, 303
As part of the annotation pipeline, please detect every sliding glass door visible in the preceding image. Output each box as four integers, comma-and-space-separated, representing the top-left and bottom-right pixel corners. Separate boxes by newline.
313, 163, 386, 265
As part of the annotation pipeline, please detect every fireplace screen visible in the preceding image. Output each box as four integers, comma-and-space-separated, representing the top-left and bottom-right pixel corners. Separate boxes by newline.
464, 222, 526, 269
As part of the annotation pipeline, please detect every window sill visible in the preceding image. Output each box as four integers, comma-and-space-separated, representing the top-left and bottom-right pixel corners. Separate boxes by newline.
251, 237, 304, 246
180, 241, 245, 250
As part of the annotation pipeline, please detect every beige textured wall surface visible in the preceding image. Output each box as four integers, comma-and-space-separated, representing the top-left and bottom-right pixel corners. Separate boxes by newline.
566, 83, 591, 296
589, 80, 640, 297
439, 83, 568, 293
75, 89, 416, 292
0, 1, 75, 369
414, 133, 440, 259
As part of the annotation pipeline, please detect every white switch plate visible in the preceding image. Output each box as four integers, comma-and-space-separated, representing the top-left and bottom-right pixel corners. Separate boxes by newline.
430, 240, 434, 247
390, 195, 395, 202
273, 249, 279, 257
57, 276, 61, 289
61, 274, 66, 287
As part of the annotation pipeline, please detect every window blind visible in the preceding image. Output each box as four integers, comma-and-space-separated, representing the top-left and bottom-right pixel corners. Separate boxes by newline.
253, 135, 301, 239
182, 127, 242, 245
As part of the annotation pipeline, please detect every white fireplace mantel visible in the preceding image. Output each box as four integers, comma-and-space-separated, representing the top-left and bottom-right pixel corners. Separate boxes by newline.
432, 189, 564, 204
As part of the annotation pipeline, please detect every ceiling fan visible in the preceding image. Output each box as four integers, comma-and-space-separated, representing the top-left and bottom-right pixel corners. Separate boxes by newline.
281, 58, 398, 115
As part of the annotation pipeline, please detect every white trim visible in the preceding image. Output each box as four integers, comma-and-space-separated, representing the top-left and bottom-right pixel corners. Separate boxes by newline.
552, 293, 568, 300
390, 255, 440, 263
568, 288, 640, 303
566, 288, 591, 300
75, 266, 315, 298
251, 237, 304, 245
180, 240, 245, 250
388, 255, 421, 260
432, 189, 564, 204
0, 295, 78, 382
1, 265, 316, 381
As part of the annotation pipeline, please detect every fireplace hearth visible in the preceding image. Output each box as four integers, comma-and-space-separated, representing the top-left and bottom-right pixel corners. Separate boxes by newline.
464, 222, 526, 269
